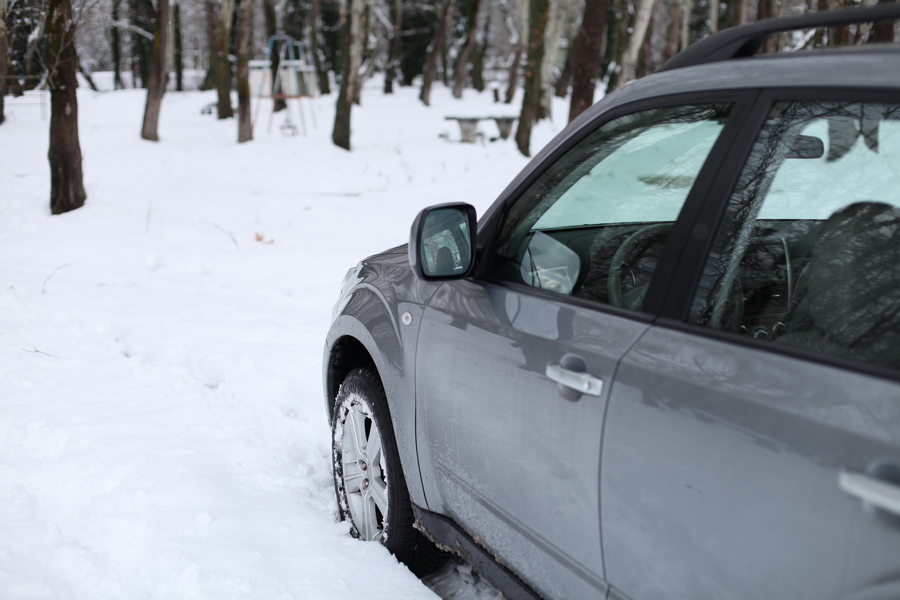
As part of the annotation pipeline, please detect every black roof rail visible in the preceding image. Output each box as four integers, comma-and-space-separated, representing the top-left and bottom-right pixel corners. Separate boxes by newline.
657, 2, 900, 73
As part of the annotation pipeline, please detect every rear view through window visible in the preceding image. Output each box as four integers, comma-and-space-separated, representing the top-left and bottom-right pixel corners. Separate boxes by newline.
692, 101, 900, 372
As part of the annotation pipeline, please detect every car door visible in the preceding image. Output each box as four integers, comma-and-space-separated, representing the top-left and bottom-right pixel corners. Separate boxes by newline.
602, 92, 900, 600
414, 98, 750, 599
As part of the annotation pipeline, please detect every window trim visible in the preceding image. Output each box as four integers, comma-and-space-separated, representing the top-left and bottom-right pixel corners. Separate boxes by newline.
657, 316, 900, 384
472, 90, 761, 318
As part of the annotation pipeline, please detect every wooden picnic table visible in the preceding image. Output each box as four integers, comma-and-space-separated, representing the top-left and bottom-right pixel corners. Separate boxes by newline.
445, 116, 517, 143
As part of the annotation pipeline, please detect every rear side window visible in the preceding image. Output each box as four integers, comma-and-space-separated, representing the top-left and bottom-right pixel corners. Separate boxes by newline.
691, 100, 900, 372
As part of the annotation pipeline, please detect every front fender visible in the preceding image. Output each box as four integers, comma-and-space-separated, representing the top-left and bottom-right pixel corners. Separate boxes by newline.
323, 284, 429, 509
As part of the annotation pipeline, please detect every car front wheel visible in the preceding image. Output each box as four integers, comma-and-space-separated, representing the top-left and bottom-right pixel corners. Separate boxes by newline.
331, 366, 444, 575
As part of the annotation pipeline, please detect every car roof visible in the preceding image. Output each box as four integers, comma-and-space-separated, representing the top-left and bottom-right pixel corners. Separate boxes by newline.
600, 48, 900, 114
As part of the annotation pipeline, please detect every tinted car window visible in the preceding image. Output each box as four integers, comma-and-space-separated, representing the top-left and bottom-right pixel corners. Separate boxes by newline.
691, 100, 900, 371
487, 104, 733, 309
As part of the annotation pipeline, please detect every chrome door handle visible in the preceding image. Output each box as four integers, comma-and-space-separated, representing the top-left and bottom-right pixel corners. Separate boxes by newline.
546, 363, 604, 397
839, 471, 900, 516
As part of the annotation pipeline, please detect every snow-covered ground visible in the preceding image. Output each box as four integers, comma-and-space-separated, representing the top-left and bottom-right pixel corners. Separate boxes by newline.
0, 76, 574, 599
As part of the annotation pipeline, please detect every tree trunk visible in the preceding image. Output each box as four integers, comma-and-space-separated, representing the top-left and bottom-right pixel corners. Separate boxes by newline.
236, 0, 253, 141
333, 0, 364, 149
730, 0, 748, 28
515, 0, 550, 157
636, 9, 653, 78
504, 0, 528, 104
538, 0, 562, 120
680, 0, 692, 51
214, 0, 235, 119
141, 0, 169, 140
504, 48, 522, 103
351, 4, 368, 104
663, 0, 680, 62
46, 0, 86, 214
384, 0, 402, 93
202, 0, 217, 90
420, 0, 454, 106
472, 6, 489, 92
262, 0, 286, 111
708, 0, 718, 34
0, 0, 8, 125
132, 0, 154, 88
174, 2, 183, 91
111, 0, 124, 89
452, 0, 481, 98
568, 0, 607, 123
554, 41, 573, 98
869, 0, 897, 42
614, 0, 655, 89
605, 0, 632, 92
310, 0, 330, 95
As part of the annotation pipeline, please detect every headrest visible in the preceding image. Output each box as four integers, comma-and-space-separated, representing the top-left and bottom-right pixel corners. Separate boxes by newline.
807, 202, 900, 348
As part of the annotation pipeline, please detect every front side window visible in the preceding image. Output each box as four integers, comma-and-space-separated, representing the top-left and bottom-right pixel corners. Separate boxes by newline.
691, 100, 900, 372
486, 103, 733, 310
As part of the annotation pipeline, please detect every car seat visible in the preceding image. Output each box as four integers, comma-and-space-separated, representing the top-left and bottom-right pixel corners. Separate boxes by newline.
778, 201, 900, 370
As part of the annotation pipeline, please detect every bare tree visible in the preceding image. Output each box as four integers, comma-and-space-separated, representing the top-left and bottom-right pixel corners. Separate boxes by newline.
538, 0, 563, 119
504, 0, 527, 103
568, 0, 607, 122
310, 0, 330, 95
680, 0, 691, 50
0, 0, 8, 125
236, 0, 253, 142
614, 0, 655, 88
173, 1, 183, 90
201, 0, 216, 88
452, 0, 482, 98
605, 0, 632, 92
47, 0, 86, 213
213, 0, 235, 118
730, 0, 748, 28
333, 0, 365, 149
383, 0, 402, 93
553, 44, 572, 97
110, 0, 124, 89
664, 0, 681, 62
515, 0, 550, 157
262, 0, 286, 111
420, 0, 455, 106
141, 0, 169, 140
708, 0, 719, 34
350, 5, 369, 104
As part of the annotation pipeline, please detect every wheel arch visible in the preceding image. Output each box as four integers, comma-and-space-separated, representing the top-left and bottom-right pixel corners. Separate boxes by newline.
324, 300, 427, 508
325, 333, 379, 422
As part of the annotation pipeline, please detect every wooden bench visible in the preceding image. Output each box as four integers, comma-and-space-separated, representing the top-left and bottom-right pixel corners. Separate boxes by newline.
445, 116, 517, 143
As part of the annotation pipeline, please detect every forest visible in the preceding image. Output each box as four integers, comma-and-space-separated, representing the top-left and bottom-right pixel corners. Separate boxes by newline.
1, 0, 896, 213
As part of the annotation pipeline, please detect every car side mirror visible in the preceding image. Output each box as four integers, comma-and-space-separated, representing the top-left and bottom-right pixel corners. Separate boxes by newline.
410, 203, 477, 280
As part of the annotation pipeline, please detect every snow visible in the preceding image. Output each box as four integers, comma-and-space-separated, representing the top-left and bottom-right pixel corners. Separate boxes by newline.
0, 76, 574, 599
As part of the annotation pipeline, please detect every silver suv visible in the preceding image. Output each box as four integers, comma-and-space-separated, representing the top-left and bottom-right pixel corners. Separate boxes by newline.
324, 6, 900, 599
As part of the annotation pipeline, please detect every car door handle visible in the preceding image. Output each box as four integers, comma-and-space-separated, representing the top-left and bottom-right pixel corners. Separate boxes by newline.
546, 363, 604, 397
839, 471, 900, 517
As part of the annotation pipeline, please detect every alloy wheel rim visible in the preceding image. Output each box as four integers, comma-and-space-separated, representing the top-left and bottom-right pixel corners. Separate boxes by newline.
341, 398, 389, 541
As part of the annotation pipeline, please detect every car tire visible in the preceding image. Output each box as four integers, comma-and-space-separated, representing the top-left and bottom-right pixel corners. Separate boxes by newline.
331, 366, 445, 575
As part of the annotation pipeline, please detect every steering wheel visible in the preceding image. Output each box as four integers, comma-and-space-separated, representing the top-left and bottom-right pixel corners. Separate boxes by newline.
607, 223, 672, 309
